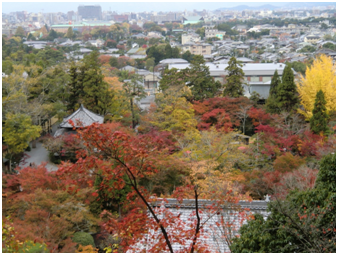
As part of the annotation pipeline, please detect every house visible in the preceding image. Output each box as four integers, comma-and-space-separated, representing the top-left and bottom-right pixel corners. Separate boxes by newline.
304, 35, 320, 44
86, 39, 104, 47
119, 65, 138, 72
54, 104, 104, 137
181, 33, 201, 44
147, 31, 164, 39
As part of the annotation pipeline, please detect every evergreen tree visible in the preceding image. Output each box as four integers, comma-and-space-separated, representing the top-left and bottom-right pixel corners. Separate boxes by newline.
82, 51, 114, 115
47, 29, 58, 40
165, 44, 172, 59
310, 90, 330, 135
276, 65, 299, 112
265, 70, 281, 113
65, 27, 74, 39
223, 57, 245, 98
27, 33, 36, 41
67, 62, 84, 112
185, 55, 222, 101
230, 153, 336, 253
122, 73, 146, 129
182, 50, 193, 62
15, 26, 26, 37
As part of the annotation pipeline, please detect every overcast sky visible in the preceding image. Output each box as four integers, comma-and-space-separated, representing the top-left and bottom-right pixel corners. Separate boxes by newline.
2, 1, 290, 14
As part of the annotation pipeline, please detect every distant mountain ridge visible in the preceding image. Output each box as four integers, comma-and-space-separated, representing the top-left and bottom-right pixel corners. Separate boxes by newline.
216, 2, 335, 11
217, 4, 279, 11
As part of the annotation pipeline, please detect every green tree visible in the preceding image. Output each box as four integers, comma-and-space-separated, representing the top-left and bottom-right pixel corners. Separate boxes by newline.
145, 57, 155, 71
165, 44, 172, 59
320, 23, 329, 29
276, 65, 299, 112
2, 60, 13, 74
65, 27, 74, 39
195, 27, 205, 38
109, 56, 118, 68
122, 73, 146, 128
265, 70, 281, 113
27, 33, 36, 41
158, 68, 187, 93
286, 61, 307, 75
310, 90, 330, 135
182, 50, 193, 62
3, 113, 41, 172
15, 26, 26, 37
223, 57, 245, 98
299, 45, 316, 53
322, 42, 336, 51
230, 153, 336, 253
67, 62, 85, 112
47, 29, 58, 41
185, 55, 222, 101
82, 51, 114, 115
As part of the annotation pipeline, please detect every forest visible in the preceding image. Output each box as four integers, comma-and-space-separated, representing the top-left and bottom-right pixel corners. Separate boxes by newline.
2, 28, 336, 253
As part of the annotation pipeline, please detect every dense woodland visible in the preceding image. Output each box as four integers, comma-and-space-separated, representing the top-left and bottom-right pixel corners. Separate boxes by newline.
2, 26, 336, 253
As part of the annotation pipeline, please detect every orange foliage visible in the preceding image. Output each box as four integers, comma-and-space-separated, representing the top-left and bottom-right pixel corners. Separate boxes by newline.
98, 55, 111, 65
104, 77, 122, 90
273, 152, 306, 173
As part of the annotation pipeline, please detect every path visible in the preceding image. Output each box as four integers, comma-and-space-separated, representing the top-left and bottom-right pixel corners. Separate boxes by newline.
19, 141, 59, 172
18, 122, 60, 172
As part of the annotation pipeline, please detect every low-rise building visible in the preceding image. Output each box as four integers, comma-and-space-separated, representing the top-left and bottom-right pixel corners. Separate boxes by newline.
204, 26, 226, 40
182, 43, 212, 56
304, 35, 321, 44
168, 62, 290, 99
181, 33, 201, 44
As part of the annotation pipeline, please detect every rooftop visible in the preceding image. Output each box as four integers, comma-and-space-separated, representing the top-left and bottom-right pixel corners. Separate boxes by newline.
59, 104, 104, 128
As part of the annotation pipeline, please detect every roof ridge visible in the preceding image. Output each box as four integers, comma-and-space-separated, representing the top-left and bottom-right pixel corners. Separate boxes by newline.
80, 105, 103, 123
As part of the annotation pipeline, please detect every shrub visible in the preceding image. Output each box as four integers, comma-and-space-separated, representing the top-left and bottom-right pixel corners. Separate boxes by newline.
18, 240, 49, 253
72, 232, 95, 247
273, 152, 305, 173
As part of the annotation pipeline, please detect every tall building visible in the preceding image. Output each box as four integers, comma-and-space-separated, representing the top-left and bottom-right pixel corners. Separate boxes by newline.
78, 5, 102, 20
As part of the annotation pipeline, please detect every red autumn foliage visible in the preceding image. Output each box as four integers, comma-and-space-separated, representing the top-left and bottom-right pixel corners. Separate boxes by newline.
198, 109, 233, 132
117, 44, 125, 50
55, 122, 248, 252
193, 97, 252, 129
248, 107, 273, 126
98, 55, 111, 65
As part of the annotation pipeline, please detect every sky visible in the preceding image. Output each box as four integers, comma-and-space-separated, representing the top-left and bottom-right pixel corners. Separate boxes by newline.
2, 1, 298, 14
1, 1, 335, 14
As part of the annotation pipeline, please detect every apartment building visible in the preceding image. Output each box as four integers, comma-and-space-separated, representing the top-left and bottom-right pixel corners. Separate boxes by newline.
204, 26, 226, 40
182, 43, 212, 55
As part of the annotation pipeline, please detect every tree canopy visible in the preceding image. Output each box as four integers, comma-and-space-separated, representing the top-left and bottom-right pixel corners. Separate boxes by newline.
297, 55, 336, 120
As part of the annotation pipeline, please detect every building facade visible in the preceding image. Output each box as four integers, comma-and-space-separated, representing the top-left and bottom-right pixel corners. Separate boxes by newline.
78, 5, 102, 20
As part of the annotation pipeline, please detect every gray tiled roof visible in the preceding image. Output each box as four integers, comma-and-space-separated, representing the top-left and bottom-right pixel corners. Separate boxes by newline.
59, 104, 104, 128
131, 199, 269, 252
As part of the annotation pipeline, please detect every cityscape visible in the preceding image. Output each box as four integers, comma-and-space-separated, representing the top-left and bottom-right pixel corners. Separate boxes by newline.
2, 2, 336, 254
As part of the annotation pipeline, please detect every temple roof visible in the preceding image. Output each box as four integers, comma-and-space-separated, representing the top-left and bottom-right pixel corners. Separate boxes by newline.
59, 104, 104, 128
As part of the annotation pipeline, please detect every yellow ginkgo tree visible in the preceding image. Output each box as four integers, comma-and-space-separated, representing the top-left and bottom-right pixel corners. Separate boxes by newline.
297, 54, 336, 120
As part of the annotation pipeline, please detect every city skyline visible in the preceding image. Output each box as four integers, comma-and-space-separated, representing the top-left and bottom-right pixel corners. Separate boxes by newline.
2, 1, 335, 14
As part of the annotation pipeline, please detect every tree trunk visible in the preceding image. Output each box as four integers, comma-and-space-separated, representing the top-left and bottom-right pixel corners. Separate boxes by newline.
130, 98, 136, 129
